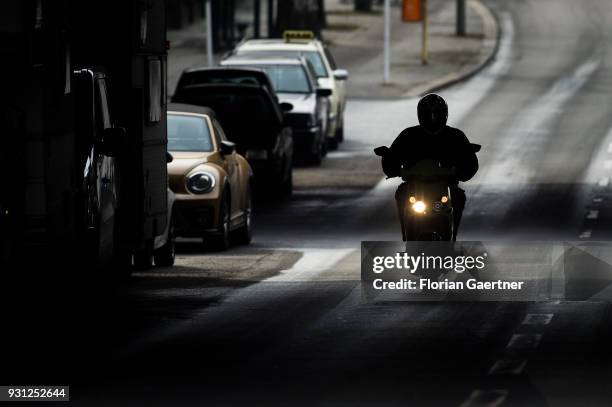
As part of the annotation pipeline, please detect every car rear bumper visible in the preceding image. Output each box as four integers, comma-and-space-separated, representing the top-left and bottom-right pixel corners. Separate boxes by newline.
292, 127, 319, 154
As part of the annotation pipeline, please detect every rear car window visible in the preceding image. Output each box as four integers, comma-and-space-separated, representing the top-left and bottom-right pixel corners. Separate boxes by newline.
181, 73, 263, 87
235, 50, 328, 78
234, 64, 311, 94
167, 114, 213, 152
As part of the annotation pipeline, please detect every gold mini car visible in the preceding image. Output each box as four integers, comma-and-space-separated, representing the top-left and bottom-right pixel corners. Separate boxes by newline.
167, 104, 253, 250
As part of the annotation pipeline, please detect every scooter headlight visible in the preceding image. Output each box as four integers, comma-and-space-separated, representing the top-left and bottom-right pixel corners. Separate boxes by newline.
441, 196, 449, 203
409, 196, 416, 204
412, 201, 426, 213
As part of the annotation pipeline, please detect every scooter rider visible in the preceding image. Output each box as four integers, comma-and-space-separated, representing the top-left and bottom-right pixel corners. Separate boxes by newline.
382, 94, 479, 240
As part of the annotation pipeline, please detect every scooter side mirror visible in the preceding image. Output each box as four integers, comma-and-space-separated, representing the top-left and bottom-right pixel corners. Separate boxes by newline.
374, 146, 390, 157
470, 143, 482, 153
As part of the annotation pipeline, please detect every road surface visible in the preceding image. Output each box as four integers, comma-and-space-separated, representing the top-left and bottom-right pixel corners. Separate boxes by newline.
16, 0, 612, 405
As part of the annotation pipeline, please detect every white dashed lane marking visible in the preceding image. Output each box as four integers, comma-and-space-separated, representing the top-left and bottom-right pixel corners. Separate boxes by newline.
522, 313, 554, 325
579, 230, 592, 239
506, 333, 542, 349
586, 210, 599, 220
488, 359, 527, 376
460, 390, 508, 407
598, 177, 609, 187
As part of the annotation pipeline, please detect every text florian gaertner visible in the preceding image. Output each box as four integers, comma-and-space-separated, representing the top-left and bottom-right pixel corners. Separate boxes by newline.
370, 252, 525, 291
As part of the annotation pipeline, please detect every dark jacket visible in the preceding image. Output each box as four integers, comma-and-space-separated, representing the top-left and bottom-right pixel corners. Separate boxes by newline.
383, 125, 479, 183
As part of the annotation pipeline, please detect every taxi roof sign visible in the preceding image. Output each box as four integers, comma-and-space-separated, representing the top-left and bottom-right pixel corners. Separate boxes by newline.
283, 30, 315, 42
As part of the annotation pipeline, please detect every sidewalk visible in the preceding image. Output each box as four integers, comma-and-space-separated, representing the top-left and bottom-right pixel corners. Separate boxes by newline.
323, 0, 498, 99
166, 0, 498, 100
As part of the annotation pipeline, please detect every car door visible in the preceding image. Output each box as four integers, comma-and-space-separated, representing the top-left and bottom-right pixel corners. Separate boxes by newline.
212, 118, 240, 218
94, 76, 117, 260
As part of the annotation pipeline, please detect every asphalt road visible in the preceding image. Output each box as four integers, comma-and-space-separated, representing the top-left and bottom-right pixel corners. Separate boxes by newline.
11, 0, 612, 405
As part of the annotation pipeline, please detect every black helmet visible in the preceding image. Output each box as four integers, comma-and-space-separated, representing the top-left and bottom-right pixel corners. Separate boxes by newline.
417, 94, 448, 134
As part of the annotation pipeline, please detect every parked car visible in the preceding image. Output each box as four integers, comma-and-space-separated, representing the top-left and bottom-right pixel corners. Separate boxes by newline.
167, 104, 253, 250
171, 82, 294, 195
73, 68, 175, 272
72, 68, 124, 268
221, 58, 331, 165
228, 31, 348, 148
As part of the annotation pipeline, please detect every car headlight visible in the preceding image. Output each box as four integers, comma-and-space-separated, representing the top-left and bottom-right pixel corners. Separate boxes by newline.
412, 201, 426, 213
186, 171, 215, 194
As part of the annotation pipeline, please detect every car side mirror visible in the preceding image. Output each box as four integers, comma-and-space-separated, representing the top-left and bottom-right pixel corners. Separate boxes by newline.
100, 127, 125, 157
220, 140, 236, 155
316, 88, 332, 97
333, 69, 349, 81
279, 102, 294, 112
166, 152, 174, 163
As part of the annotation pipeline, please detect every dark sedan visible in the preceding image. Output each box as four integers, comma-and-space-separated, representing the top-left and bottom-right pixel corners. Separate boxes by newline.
221, 57, 331, 165
172, 83, 294, 196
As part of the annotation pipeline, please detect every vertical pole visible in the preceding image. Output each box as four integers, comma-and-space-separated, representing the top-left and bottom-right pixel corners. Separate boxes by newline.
383, 0, 391, 84
254, 0, 261, 38
205, 0, 214, 66
457, 0, 466, 36
267, 0, 274, 37
421, 0, 428, 65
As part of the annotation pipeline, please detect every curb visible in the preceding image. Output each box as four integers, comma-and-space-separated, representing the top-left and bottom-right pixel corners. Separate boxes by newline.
405, 0, 502, 98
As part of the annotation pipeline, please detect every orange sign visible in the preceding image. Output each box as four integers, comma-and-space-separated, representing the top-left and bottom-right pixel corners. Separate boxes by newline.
402, 0, 422, 22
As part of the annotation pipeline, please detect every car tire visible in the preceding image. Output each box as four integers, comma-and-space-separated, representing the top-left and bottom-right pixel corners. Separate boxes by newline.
233, 190, 253, 245
154, 218, 175, 267
111, 216, 133, 279
281, 169, 293, 196
322, 137, 328, 157
133, 244, 153, 270
327, 137, 338, 151
335, 121, 344, 143
307, 141, 323, 166
208, 192, 231, 251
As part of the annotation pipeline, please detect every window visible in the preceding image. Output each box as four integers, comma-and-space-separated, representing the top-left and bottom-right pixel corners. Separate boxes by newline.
236, 50, 329, 78
167, 114, 213, 152
251, 65, 311, 94
212, 119, 228, 143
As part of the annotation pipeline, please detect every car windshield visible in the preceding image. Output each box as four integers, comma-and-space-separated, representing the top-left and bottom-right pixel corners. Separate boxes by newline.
247, 65, 311, 94
167, 114, 213, 152
235, 50, 328, 78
